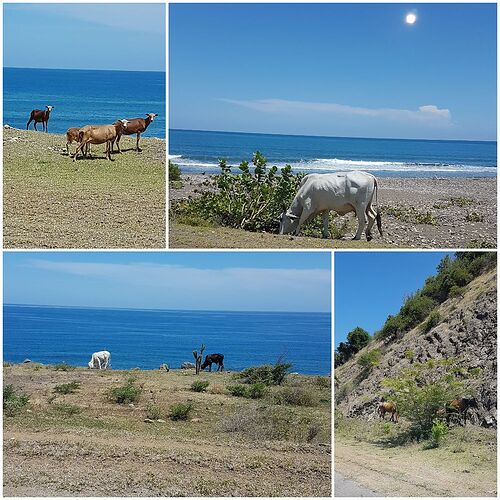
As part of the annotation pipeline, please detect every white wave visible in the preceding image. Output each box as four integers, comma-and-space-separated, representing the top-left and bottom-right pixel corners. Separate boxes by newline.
168, 154, 183, 160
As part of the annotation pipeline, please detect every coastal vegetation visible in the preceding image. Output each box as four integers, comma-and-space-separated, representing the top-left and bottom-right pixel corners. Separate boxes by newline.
4, 362, 331, 496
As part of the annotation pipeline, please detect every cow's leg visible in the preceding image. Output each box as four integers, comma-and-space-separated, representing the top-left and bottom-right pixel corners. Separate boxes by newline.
26, 117, 33, 130
365, 204, 377, 241
34, 122, 38, 131
73, 141, 84, 161
321, 211, 330, 239
209, 364, 212, 372
295, 205, 314, 236
115, 135, 121, 153
353, 204, 367, 240
136, 133, 142, 152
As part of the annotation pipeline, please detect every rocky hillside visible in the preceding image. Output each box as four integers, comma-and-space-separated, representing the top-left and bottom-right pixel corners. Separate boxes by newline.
335, 267, 497, 427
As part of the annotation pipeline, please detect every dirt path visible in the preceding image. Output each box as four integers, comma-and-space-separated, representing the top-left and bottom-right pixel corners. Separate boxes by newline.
334, 472, 378, 497
335, 440, 497, 497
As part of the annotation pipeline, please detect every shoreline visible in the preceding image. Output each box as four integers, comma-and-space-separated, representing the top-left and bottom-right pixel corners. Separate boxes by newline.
170, 173, 497, 249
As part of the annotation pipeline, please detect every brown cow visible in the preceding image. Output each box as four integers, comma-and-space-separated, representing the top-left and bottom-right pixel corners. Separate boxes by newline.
378, 401, 398, 423
113, 113, 158, 152
73, 120, 128, 161
27, 105, 53, 132
444, 397, 478, 426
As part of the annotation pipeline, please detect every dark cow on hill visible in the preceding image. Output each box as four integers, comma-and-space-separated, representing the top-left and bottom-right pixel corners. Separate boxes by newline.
201, 353, 224, 372
27, 105, 54, 132
444, 397, 479, 426
378, 401, 399, 423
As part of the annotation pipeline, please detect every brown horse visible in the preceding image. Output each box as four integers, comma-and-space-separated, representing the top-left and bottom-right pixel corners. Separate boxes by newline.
378, 401, 399, 423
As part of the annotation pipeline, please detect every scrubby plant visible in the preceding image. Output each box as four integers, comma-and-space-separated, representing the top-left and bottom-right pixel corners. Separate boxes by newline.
169, 160, 181, 182
108, 378, 141, 404
4, 385, 30, 417
191, 380, 210, 392
53, 381, 81, 394
146, 403, 163, 420
53, 363, 75, 371
357, 348, 382, 370
247, 382, 267, 399
237, 362, 292, 386
429, 418, 449, 448
421, 309, 441, 333
227, 384, 248, 397
315, 376, 331, 389
169, 402, 193, 421
52, 403, 82, 416
273, 385, 319, 407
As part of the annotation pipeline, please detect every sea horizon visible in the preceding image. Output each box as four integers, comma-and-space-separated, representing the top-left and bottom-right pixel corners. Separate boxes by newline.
169, 128, 497, 178
4, 304, 331, 374
5, 66, 165, 74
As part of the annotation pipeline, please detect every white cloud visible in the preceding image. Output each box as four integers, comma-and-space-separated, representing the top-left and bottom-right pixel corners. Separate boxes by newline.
218, 98, 452, 126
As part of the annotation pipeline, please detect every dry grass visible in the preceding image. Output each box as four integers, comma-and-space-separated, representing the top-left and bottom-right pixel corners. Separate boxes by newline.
3, 128, 165, 248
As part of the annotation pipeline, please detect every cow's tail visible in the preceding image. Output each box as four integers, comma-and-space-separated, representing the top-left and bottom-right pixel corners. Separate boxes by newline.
374, 178, 383, 237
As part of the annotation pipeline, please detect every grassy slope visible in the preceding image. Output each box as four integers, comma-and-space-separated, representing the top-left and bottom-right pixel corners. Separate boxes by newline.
4, 364, 331, 497
169, 222, 396, 249
4, 128, 165, 248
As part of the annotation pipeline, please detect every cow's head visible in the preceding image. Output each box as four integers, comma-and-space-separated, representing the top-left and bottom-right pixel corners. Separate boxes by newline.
46, 105, 54, 112
146, 113, 158, 121
87, 360, 94, 369
279, 209, 299, 235
117, 119, 129, 131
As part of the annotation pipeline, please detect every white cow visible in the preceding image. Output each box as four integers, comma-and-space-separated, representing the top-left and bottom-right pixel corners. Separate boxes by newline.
88, 350, 111, 369
279, 171, 383, 241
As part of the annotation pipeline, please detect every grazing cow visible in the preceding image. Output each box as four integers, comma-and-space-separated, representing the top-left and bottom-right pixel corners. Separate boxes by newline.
65, 127, 91, 157
113, 113, 158, 153
27, 105, 54, 132
73, 120, 128, 161
445, 397, 478, 426
201, 353, 224, 372
279, 171, 383, 241
378, 401, 398, 423
88, 350, 111, 369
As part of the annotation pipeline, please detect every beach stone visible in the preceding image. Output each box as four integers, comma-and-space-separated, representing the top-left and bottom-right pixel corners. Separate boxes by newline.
191, 418, 201, 423
159, 363, 170, 371
181, 362, 196, 369
22, 359, 32, 364
4, 124, 12, 129
144, 418, 155, 423
156, 419, 166, 423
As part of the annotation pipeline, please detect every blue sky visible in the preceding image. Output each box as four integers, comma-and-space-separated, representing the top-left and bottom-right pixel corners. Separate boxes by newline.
4, 252, 331, 313
334, 251, 453, 346
170, 3, 496, 141
4, 4, 165, 71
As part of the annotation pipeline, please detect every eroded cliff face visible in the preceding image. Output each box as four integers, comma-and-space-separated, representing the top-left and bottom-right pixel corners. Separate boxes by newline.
335, 269, 497, 427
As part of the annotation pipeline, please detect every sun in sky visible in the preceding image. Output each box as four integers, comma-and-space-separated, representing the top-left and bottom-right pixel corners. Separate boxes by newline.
405, 12, 417, 25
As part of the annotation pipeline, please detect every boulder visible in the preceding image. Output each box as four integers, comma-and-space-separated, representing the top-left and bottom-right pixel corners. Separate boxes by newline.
181, 362, 196, 369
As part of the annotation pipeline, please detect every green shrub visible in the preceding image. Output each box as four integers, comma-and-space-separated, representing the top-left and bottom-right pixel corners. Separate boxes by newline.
169, 161, 181, 182
430, 418, 449, 448
52, 403, 82, 416
53, 363, 75, 371
404, 349, 414, 360
421, 310, 441, 333
54, 381, 81, 394
109, 379, 141, 404
237, 363, 292, 386
246, 382, 267, 399
4, 385, 30, 417
146, 403, 163, 420
448, 285, 464, 298
191, 380, 210, 393
227, 384, 248, 397
465, 211, 484, 223
273, 386, 319, 407
357, 349, 382, 370
169, 402, 193, 421
315, 376, 331, 389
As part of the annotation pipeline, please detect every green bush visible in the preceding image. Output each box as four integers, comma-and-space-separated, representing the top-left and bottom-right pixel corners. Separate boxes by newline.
52, 403, 82, 416
146, 403, 163, 420
421, 310, 441, 333
4, 385, 30, 417
169, 161, 181, 181
430, 418, 449, 448
247, 382, 267, 399
273, 386, 319, 407
169, 402, 193, 421
54, 381, 81, 394
191, 380, 210, 393
227, 384, 248, 397
237, 363, 292, 386
315, 376, 331, 389
357, 349, 382, 370
109, 378, 141, 404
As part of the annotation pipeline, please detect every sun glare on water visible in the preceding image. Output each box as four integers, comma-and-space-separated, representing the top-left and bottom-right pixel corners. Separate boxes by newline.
406, 13, 417, 25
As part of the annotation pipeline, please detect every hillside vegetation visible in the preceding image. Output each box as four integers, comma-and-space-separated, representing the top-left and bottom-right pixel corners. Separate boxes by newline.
3, 364, 331, 496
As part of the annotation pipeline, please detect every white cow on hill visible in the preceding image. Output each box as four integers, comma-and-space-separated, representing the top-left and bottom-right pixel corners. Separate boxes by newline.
279, 171, 383, 241
88, 350, 111, 369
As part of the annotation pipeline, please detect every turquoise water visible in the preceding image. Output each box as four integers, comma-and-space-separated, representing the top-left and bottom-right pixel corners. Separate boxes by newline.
4, 67, 166, 138
169, 129, 496, 177
4, 304, 331, 375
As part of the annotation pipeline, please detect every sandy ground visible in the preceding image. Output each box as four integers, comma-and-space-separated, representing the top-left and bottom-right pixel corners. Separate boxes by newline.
3, 364, 331, 497
335, 437, 497, 497
170, 174, 496, 249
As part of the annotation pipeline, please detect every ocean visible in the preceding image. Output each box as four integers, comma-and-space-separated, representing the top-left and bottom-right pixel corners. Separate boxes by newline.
4, 304, 331, 375
3, 67, 166, 138
169, 129, 497, 178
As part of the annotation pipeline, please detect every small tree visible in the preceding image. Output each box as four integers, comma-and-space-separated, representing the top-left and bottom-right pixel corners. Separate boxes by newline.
193, 343, 206, 375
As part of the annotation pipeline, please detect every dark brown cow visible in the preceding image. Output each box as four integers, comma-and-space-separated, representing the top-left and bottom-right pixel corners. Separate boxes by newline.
378, 401, 398, 423
201, 353, 224, 372
27, 105, 53, 132
113, 113, 158, 152
444, 397, 478, 426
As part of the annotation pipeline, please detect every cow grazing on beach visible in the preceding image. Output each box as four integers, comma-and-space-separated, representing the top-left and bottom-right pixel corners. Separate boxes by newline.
378, 401, 398, 423
26, 105, 54, 132
73, 121, 128, 161
279, 171, 383, 241
201, 353, 224, 372
113, 113, 158, 153
88, 350, 111, 369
